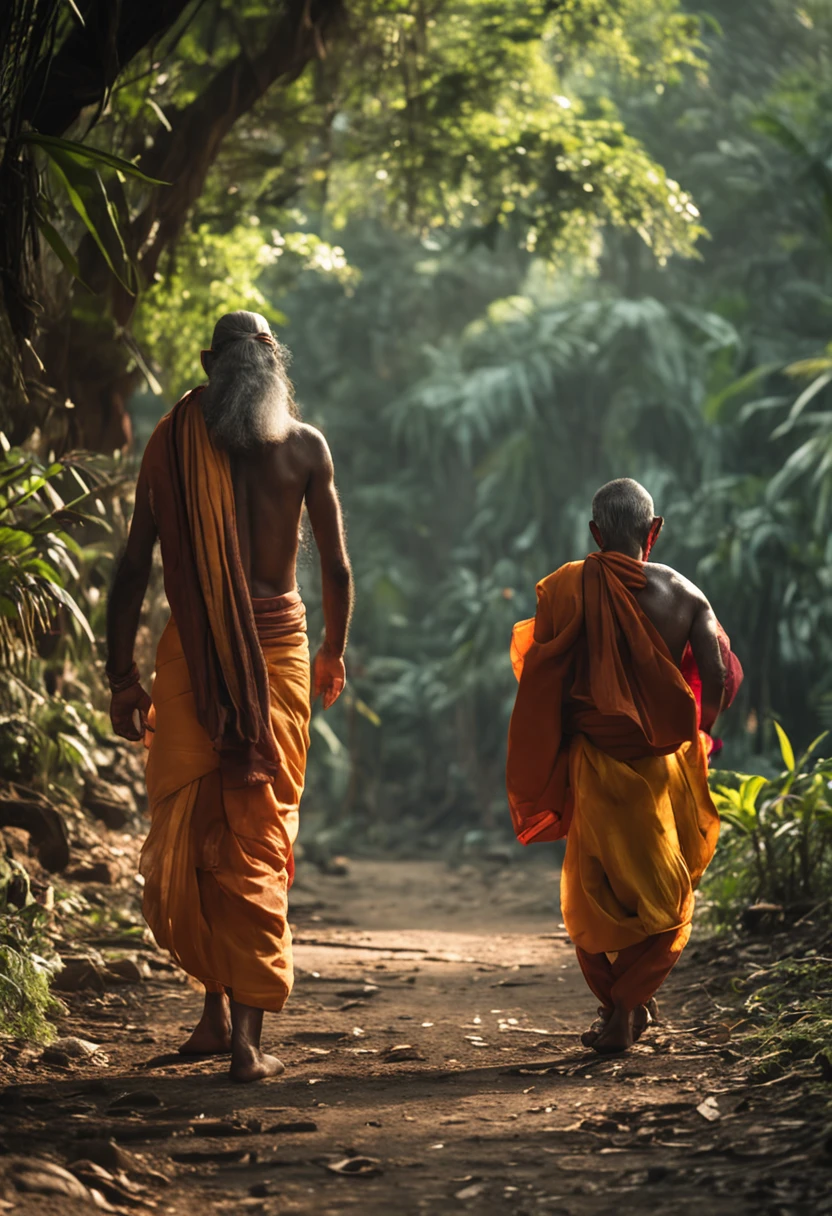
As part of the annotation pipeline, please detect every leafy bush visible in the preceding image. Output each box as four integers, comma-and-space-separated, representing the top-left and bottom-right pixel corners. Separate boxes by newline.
0, 438, 112, 664
707, 724, 832, 919
0, 436, 119, 793
0, 863, 61, 1041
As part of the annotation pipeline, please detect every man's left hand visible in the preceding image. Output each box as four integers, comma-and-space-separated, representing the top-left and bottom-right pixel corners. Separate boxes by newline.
313, 645, 346, 709
110, 682, 152, 741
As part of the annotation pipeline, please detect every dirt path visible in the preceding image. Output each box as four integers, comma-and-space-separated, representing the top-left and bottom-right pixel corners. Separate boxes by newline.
1, 856, 828, 1214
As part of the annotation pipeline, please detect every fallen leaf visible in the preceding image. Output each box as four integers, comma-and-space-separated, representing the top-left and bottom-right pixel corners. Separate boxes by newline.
696, 1097, 721, 1122
383, 1044, 425, 1062
456, 1182, 487, 1200
325, 1156, 382, 1177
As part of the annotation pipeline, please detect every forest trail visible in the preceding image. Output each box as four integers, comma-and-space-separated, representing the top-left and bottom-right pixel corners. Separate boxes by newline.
1, 856, 827, 1215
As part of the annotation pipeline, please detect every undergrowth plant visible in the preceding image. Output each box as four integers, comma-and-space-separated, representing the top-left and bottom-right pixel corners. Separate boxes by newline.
0, 870, 62, 1041
706, 724, 832, 920
0, 436, 118, 794
737, 952, 832, 1086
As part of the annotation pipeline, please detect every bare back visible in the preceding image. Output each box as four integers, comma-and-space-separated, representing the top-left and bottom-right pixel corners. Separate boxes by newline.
633, 561, 726, 726
229, 423, 341, 599
635, 563, 703, 665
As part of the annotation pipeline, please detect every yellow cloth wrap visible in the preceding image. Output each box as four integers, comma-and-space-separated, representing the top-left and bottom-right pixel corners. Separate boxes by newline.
140, 609, 310, 1012
560, 732, 719, 955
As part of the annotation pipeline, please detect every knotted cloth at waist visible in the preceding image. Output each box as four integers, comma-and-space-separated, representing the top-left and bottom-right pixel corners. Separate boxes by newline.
250, 589, 307, 641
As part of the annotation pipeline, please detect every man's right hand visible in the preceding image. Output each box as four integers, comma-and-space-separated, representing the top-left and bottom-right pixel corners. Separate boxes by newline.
313, 645, 346, 709
110, 683, 153, 741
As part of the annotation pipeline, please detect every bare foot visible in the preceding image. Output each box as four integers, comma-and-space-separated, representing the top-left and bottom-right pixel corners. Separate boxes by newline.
591, 1002, 645, 1054
228, 996, 283, 1082
229, 1049, 285, 1083
179, 991, 232, 1055
581, 1005, 612, 1048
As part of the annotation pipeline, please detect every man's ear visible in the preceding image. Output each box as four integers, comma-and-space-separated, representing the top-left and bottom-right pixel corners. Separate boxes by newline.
200, 349, 213, 377
643, 516, 663, 560
589, 520, 604, 550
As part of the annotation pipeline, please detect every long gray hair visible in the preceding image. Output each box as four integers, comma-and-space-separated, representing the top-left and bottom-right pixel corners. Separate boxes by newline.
200, 310, 298, 452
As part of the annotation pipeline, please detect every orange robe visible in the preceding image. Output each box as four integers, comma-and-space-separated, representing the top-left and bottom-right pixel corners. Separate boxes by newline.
506, 552, 741, 1012
138, 392, 310, 1011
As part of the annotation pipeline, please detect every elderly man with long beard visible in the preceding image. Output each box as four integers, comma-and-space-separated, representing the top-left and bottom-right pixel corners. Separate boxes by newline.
106, 311, 353, 1082
506, 478, 743, 1054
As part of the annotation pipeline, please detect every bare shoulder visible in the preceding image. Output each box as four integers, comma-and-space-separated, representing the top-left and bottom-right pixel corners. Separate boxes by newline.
645, 562, 709, 608
289, 423, 333, 471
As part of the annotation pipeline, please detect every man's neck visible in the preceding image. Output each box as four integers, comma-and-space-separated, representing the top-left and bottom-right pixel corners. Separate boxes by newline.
602, 542, 644, 562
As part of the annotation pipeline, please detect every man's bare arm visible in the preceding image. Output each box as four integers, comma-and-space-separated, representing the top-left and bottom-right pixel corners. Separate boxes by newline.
106, 468, 156, 738
304, 430, 353, 707
689, 598, 726, 733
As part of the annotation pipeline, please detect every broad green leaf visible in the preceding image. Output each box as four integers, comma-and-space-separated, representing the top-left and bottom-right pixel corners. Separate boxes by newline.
355, 697, 382, 726
23, 133, 168, 185
739, 774, 767, 811
771, 370, 832, 437
703, 363, 780, 423
57, 733, 97, 775
36, 216, 87, 287
47, 584, 96, 644
0, 527, 34, 556
42, 150, 134, 293
773, 721, 795, 774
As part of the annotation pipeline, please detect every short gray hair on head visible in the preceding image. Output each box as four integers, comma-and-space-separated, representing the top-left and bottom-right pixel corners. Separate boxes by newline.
201, 310, 298, 452
591, 478, 655, 548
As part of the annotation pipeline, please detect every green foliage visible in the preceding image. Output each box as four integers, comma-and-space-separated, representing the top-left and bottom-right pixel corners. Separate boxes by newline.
738, 953, 832, 1086
0, 876, 61, 1042
0, 438, 122, 800
134, 220, 355, 402
0, 672, 109, 794
26, 132, 168, 292
301, 0, 707, 263
707, 728, 832, 916
0, 440, 114, 666
119, 0, 832, 851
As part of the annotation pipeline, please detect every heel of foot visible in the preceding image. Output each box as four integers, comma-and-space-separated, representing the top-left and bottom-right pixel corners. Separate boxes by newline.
229, 1052, 285, 1083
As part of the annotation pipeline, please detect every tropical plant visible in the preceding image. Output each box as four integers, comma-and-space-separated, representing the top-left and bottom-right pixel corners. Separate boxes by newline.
0, 438, 112, 666
708, 725, 832, 916
0, 437, 119, 796
0, 878, 62, 1041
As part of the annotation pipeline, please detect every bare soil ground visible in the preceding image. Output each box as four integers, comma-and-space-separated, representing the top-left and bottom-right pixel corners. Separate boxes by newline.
1, 854, 830, 1215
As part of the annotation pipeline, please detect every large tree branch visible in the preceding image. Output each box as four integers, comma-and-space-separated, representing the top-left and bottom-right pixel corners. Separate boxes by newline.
83, 0, 345, 322
21, 0, 193, 136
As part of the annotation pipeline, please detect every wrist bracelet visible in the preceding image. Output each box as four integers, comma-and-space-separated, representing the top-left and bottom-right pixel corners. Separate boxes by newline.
107, 662, 140, 694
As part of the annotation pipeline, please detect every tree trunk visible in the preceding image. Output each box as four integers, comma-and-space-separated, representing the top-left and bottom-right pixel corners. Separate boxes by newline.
55, 0, 345, 451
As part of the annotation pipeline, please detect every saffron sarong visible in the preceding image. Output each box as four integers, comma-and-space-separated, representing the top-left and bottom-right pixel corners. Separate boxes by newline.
506, 552, 742, 1010
141, 594, 309, 1010
137, 389, 311, 1010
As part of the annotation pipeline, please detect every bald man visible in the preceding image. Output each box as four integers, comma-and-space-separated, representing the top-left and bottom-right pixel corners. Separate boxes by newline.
506, 478, 742, 1052
106, 311, 353, 1081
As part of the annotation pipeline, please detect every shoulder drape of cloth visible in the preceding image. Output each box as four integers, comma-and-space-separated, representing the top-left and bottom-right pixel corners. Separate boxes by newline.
141, 387, 298, 784
138, 390, 311, 1010
506, 551, 742, 846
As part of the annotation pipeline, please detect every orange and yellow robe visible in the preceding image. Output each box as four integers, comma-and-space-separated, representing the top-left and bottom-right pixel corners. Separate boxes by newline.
506, 552, 742, 1011
137, 390, 310, 1011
